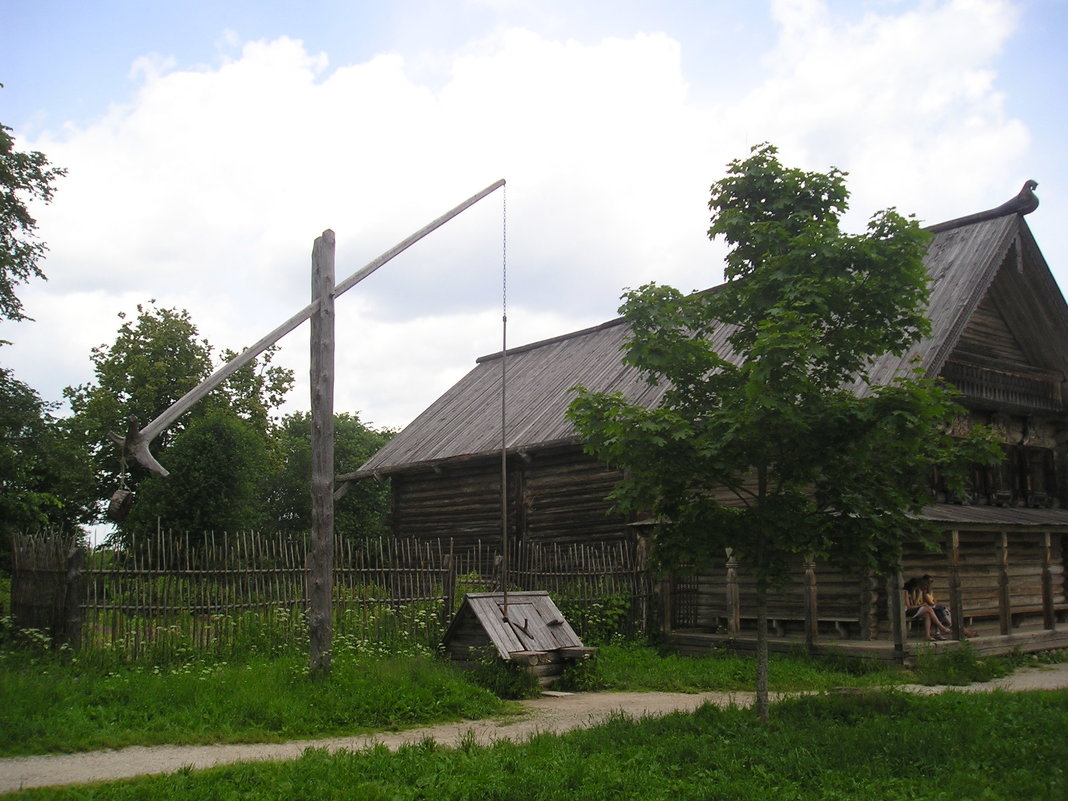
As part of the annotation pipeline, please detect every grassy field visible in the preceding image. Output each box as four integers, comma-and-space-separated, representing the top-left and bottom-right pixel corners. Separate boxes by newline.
9, 690, 1067, 800
4, 611, 1067, 800
0, 650, 503, 756
2, 633, 1058, 758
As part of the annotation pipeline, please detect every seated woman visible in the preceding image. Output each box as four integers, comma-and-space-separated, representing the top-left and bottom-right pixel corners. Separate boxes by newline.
904, 577, 953, 641
919, 575, 978, 638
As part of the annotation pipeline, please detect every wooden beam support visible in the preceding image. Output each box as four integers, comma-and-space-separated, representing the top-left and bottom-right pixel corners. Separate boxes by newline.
115, 180, 506, 477
660, 574, 674, 635
948, 529, 964, 641
726, 549, 741, 636
308, 229, 335, 678
889, 568, 906, 658
997, 531, 1012, 635
1042, 531, 1056, 631
803, 554, 818, 651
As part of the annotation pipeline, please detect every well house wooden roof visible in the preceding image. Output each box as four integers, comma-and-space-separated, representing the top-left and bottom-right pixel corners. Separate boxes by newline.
349, 210, 1068, 480
443, 591, 588, 661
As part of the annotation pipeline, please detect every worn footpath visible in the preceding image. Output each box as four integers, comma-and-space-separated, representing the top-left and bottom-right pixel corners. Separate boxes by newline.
3, 663, 1068, 794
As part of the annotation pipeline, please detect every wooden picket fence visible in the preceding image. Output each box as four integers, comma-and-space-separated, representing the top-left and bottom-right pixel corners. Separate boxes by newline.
9, 532, 651, 662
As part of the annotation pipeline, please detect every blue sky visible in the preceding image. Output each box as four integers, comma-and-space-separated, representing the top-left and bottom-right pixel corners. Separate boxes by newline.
2, 0, 1067, 433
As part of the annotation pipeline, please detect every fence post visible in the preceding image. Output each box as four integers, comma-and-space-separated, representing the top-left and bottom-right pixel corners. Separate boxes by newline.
659, 574, 674, 635
442, 551, 455, 626
726, 549, 741, 636
803, 554, 818, 652
63, 545, 85, 651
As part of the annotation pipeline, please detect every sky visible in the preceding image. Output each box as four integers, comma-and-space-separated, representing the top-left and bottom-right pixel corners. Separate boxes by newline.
2, 0, 1067, 438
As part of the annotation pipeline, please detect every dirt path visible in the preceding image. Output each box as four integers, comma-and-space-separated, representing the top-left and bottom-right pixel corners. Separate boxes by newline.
4, 663, 1068, 794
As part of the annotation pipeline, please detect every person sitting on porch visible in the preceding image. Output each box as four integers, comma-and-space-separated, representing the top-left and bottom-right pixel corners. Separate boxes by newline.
904, 577, 952, 641
919, 575, 978, 637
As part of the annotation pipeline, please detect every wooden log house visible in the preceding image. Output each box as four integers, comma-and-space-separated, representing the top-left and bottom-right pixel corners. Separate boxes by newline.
339, 187, 1068, 661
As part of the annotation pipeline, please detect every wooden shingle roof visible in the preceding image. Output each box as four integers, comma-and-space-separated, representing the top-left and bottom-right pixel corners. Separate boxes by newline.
443, 591, 588, 661
349, 211, 1067, 479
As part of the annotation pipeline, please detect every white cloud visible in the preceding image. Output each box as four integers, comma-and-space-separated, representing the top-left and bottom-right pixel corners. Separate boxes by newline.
4, 1, 1040, 435
740, 0, 1027, 224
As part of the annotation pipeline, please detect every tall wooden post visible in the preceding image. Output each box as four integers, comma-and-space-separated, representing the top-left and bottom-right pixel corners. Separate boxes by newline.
1041, 531, 1056, 631
725, 548, 741, 636
659, 573, 674, 635
308, 230, 336, 677
889, 569, 906, 659
803, 554, 819, 652
948, 530, 963, 640
997, 531, 1011, 636
63, 545, 85, 651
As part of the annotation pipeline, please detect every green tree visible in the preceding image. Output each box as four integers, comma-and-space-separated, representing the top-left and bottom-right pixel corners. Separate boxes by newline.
124, 409, 274, 543
268, 412, 394, 539
567, 144, 998, 720
65, 302, 294, 525
0, 367, 95, 569
0, 113, 66, 321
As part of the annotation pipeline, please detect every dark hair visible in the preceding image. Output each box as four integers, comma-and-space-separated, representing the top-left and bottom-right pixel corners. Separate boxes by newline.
903, 578, 918, 591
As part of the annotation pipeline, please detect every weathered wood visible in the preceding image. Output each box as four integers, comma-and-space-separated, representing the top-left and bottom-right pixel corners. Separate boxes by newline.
997, 530, 1012, 635
57, 544, 83, 650
116, 180, 506, 476
1041, 531, 1056, 630
308, 230, 336, 677
889, 570, 906, 656
948, 530, 964, 640
803, 554, 818, 650
726, 549, 740, 636
660, 574, 674, 635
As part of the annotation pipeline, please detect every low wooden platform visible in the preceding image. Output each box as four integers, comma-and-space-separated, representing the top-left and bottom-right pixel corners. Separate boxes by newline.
664, 624, 1068, 666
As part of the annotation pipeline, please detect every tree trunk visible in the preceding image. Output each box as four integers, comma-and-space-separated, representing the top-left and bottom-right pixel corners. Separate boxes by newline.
755, 581, 770, 723
753, 465, 770, 722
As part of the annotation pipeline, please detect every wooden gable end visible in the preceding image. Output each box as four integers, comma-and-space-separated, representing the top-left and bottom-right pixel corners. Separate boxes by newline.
952, 292, 1033, 371
939, 227, 1068, 414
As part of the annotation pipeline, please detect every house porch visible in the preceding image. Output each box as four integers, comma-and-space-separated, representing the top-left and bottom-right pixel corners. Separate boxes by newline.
660, 507, 1068, 664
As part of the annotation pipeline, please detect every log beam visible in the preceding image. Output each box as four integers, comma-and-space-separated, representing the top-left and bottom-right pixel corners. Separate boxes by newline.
308, 230, 335, 678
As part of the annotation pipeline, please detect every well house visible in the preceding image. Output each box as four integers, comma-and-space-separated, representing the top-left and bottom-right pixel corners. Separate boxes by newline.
340, 190, 1068, 661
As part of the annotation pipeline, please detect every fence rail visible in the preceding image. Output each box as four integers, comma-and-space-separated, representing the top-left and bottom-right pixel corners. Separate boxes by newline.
10, 532, 651, 662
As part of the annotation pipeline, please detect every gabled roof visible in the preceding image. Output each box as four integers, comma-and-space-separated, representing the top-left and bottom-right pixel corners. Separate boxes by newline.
442, 591, 587, 660
349, 209, 1068, 480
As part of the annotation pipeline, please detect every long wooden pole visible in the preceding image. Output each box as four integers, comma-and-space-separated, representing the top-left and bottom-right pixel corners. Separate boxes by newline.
111, 179, 507, 476
308, 230, 336, 677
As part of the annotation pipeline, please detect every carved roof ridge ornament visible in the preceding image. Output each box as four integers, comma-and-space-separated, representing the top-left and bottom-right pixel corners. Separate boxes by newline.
925, 180, 1039, 234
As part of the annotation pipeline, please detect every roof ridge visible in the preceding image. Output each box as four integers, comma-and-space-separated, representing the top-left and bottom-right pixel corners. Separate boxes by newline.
924, 180, 1039, 233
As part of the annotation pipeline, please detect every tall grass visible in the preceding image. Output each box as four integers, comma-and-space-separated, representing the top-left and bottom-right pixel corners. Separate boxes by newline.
11, 691, 1068, 800
559, 641, 904, 693
0, 645, 502, 757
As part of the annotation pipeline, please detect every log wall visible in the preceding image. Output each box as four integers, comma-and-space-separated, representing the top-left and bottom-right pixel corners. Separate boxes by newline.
390, 448, 629, 548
